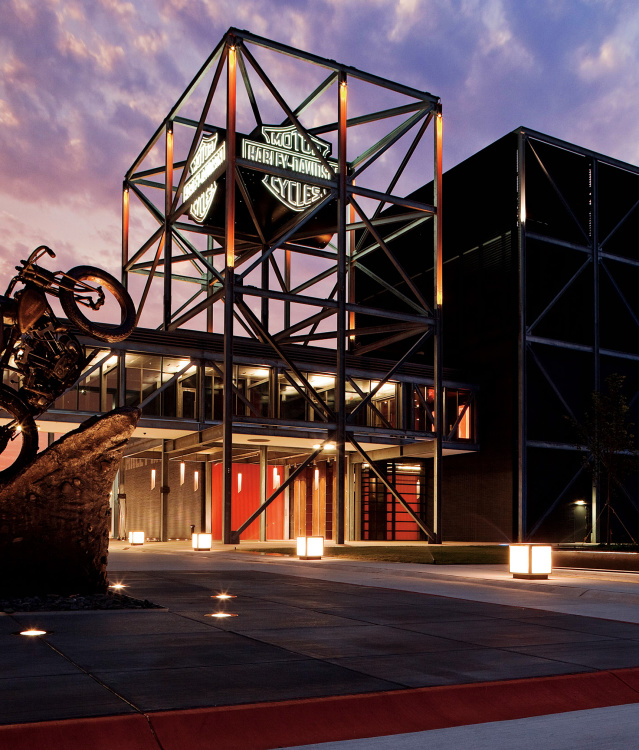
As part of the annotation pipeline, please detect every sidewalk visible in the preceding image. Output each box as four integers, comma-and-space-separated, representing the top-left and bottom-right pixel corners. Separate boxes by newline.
2, 541, 639, 749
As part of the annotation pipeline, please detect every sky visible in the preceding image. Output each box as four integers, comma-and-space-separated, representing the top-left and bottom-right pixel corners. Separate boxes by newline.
1, 0, 639, 305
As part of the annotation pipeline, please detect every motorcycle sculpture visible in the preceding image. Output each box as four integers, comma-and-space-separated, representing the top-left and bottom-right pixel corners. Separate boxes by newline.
0, 245, 136, 481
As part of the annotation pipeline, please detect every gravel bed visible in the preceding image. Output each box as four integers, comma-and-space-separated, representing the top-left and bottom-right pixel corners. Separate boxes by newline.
1, 592, 161, 613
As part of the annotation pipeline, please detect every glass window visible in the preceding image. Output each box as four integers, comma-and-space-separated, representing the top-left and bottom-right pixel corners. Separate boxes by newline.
237, 366, 270, 418
413, 385, 435, 433
446, 389, 473, 441
204, 366, 223, 421
102, 356, 119, 411
78, 368, 100, 413
279, 371, 306, 421
371, 381, 397, 428
307, 373, 335, 421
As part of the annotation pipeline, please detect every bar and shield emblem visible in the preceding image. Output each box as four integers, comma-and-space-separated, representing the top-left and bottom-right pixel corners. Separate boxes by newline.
183, 125, 344, 248
244, 124, 336, 212
183, 133, 226, 223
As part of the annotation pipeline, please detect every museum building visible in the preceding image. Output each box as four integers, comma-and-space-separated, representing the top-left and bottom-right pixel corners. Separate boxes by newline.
7, 30, 639, 545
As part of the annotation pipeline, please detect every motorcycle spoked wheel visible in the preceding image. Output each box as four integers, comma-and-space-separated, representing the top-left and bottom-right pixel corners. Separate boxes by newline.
60, 266, 136, 343
0, 385, 38, 484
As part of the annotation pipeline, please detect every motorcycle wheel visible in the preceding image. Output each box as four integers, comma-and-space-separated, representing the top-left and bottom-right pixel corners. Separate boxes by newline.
60, 266, 136, 343
0, 385, 38, 484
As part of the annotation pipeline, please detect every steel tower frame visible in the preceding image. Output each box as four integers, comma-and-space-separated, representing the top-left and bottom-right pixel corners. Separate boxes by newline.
122, 28, 444, 544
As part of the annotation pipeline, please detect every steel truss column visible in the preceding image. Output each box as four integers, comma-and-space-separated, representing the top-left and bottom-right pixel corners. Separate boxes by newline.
335, 72, 348, 544
260, 446, 268, 541
163, 123, 174, 330
206, 236, 214, 333
433, 105, 443, 544
222, 40, 237, 545
160, 439, 170, 541
118, 352, 126, 408
517, 130, 528, 542
284, 249, 291, 330
591, 157, 600, 543
122, 185, 129, 289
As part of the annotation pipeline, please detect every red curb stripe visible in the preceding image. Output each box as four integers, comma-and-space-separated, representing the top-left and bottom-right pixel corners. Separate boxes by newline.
0, 713, 159, 750
3, 668, 639, 750
148, 668, 639, 750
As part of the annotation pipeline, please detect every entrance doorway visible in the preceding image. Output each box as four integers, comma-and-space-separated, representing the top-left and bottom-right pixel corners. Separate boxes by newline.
361, 461, 427, 540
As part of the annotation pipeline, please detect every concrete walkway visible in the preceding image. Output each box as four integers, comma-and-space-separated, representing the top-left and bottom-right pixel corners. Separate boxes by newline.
2, 541, 639, 748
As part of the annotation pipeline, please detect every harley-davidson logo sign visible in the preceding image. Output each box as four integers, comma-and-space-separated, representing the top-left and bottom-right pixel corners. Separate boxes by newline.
242, 125, 337, 212
183, 133, 226, 223
183, 125, 344, 248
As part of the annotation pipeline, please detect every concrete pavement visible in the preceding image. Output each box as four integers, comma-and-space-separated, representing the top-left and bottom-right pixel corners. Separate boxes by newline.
2, 541, 639, 748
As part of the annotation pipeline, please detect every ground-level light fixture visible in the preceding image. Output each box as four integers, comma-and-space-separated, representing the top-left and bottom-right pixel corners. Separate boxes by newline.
212, 593, 236, 600
109, 583, 127, 590
192, 533, 212, 551
509, 543, 552, 579
297, 536, 324, 560
19, 629, 48, 636
128, 531, 145, 546
206, 612, 238, 618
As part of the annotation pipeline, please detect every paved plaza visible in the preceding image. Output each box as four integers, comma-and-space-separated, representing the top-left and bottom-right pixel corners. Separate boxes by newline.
3, 543, 639, 748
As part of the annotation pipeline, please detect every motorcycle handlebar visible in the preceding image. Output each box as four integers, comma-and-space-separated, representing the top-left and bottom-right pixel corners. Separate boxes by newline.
24, 245, 56, 266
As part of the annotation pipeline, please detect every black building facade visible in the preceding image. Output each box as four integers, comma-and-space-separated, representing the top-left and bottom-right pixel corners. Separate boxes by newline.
361, 127, 639, 543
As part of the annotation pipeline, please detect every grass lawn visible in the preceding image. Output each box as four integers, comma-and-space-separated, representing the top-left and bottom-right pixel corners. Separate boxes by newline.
237, 544, 509, 565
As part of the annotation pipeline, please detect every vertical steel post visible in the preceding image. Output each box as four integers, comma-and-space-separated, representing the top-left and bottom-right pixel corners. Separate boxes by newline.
261, 247, 269, 328
197, 360, 206, 427
433, 105, 444, 544
591, 157, 600, 543
335, 72, 348, 544
260, 446, 268, 541
222, 39, 237, 545
206, 235, 214, 333
122, 185, 129, 289
284, 248, 291, 330
284, 465, 290, 539
163, 124, 174, 330
205, 460, 212, 533
160, 439, 169, 541
118, 352, 126, 408
517, 130, 528, 542
348, 194, 356, 352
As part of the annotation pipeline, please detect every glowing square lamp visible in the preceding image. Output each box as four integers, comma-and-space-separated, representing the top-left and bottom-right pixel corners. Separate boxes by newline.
192, 533, 212, 551
509, 544, 552, 579
297, 536, 324, 560
128, 531, 145, 546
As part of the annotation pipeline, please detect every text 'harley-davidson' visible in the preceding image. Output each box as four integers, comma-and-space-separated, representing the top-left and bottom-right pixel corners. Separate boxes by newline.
0, 245, 136, 481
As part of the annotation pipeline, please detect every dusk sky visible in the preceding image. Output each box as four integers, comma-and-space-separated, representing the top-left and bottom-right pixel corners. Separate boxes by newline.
2, 0, 638, 297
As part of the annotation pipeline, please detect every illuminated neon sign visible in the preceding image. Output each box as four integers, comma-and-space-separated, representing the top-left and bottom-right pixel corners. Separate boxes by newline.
183, 133, 226, 223
242, 125, 337, 212
183, 125, 343, 247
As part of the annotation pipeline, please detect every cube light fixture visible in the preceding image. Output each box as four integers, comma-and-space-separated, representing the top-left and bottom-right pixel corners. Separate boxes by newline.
192, 533, 212, 551
297, 536, 324, 560
509, 543, 552, 579
128, 531, 145, 546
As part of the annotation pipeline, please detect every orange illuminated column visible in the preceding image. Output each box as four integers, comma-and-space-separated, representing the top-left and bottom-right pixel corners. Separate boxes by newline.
165, 126, 173, 216
122, 186, 129, 270
435, 109, 443, 308
225, 43, 236, 269
458, 405, 471, 439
